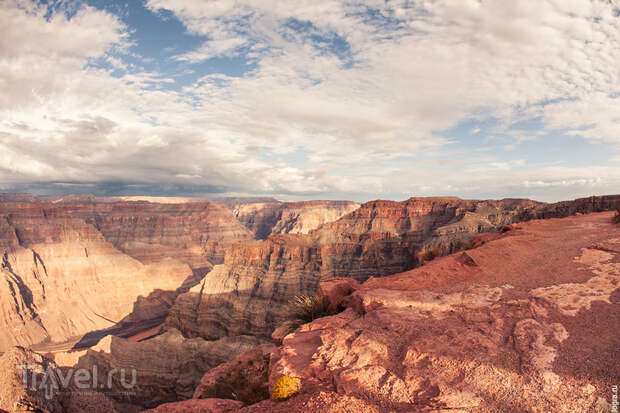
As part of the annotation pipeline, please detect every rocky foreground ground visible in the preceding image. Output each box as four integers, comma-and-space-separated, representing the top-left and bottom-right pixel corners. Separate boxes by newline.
144, 211, 619, 412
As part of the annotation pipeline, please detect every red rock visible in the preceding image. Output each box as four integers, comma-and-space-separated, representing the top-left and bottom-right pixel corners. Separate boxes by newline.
0, 199, 253, 352
142, 398, 244, 413
256, 212, 619, 412
74, 329, 264, 411
317, 278, 361, 312
164, 195, 620, 345
193, 344, 275, 400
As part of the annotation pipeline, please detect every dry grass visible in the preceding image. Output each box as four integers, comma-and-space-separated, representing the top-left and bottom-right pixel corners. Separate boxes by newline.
418, 245, 444, 265
286, 295, 333, 333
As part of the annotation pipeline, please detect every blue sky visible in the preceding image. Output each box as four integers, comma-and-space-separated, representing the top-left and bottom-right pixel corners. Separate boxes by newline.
0, 0, 619, 202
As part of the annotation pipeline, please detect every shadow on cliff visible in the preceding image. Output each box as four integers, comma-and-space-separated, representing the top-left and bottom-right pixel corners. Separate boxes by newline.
70, 268, 209, 350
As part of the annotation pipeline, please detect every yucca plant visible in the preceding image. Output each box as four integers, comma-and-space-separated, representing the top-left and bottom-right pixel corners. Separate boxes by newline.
286, 294, 332, 333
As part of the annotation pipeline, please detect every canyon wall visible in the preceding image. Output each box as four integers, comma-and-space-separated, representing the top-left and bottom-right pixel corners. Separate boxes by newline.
0, 200, 253, 353
165, 195, 620, 342
230, 200, 360, 239
61, 202, 253, 269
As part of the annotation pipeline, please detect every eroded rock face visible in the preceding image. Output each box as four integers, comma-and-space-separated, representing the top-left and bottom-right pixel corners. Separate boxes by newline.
60, 201, 253, 269
256, 212, 618, 412
230, 201, 360, 239
0, 199, 253, 353
0, 202, 192, 352
142, 398, 245, 413
165, 196, 620, 342
0, 346, 121, 413
193, 344, 275, 401
74, 329, 265, 411
0, 347, 64, 413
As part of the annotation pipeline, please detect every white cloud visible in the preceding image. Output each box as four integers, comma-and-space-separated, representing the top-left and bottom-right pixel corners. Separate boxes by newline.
0, 0, 619, 201
174, 36, 248, 61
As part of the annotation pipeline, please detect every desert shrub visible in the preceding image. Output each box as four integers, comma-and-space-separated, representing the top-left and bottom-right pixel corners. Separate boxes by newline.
201, 369, 269, 405
614, 202, 620, 224
286, 295, 333, 333
271, 375, 302, 401
419, 245, 443, 265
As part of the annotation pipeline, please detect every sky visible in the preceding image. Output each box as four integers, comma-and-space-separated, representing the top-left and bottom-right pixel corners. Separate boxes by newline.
0, 0, 619, 202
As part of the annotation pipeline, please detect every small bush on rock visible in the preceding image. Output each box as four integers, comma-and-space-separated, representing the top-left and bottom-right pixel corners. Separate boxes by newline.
271, 375, 301, 401
286, 295, 333, 332
419, 245, 443, 265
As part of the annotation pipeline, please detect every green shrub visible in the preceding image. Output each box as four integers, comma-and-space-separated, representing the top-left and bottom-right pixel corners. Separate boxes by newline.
286, 295, 333, 333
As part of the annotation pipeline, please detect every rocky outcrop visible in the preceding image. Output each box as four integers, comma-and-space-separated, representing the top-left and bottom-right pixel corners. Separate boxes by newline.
143, 399, 245, 413
0, 347, 65, 413
74, 329, 265, 411
165, 196, 620, 342
0, 346, 120, 413
243, 211, 619, 412
193, 344, 275, 401
230, 201, 360, 239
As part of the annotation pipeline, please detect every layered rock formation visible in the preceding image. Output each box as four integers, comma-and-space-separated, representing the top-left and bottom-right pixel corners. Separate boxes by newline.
60, 201, 253, 270
256, 211, 619, 412
165, 196, 620, 342
148, 211, 619, 412
0, 347, 66, 413
73, 329, 264, 411
0, 199, 253, 353
0, 201, 192, 352
230, 200, 360, 239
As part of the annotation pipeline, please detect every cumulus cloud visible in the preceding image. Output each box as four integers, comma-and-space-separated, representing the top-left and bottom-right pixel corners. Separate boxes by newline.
0, 0, 619, 201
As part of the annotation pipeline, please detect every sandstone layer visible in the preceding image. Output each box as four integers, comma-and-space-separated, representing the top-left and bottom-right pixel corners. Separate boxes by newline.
230, 200, 360, 239
60, 201, 253, 269
0, 199, 253, 353
0, 346, 119, 413
0, 201, 192, 352
165, 195, 619, 342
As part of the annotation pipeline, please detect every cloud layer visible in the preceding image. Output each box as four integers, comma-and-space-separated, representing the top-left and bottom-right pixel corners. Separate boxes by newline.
1, 0, 619, 201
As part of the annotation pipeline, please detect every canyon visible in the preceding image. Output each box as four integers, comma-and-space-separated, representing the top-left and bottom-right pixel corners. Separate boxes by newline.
148, 210, 618, 412
164, 196, 620, 344
0, 199, 253, 352
0, 193, 618, 412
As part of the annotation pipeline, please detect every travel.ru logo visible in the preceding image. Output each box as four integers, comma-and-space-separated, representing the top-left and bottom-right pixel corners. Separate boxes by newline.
17, 364, 137, 400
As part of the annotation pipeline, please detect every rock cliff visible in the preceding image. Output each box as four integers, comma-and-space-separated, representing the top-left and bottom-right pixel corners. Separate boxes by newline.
0, 199, 253, 353
73, 330, 264, 411
230, 200, 360, 239
165, 195, 620, 343
0, 201, 192, 352
256, 211, 619, 412
148, 210, 619, 412
60, 201, 253, 269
